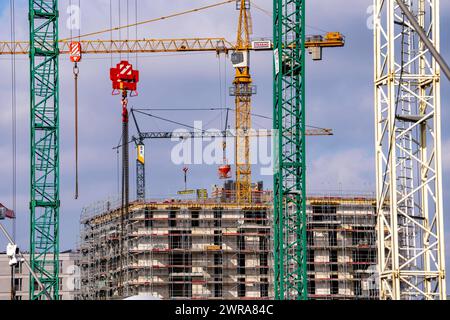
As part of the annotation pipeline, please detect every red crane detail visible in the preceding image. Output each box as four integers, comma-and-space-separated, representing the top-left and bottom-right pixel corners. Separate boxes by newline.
69, 42, 82, 63
110, 60, 140, 96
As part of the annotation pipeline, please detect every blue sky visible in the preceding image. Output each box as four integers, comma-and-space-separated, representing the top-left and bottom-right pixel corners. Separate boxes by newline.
1, 0, 450, 287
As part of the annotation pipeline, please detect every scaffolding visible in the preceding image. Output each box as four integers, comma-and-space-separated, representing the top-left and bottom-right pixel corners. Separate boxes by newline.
306, 196, 379, 300
78, 193, 379, 300
78, 192, 273, 300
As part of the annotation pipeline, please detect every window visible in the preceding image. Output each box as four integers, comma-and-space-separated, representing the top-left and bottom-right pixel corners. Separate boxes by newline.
331, 280, 339, 295
307, 249, 315, 272
237, 235, 245, 250
170, 235, 182, 249
191, 211, 200, 227
312, 205, 337, 222
330, 251, 338, 272
169, 211, 177, 227
244, 210, 266, 226
308, 278, 316, 295
307, 231, 314, 246
238, 279, 246, 297
14, 278, 22, 292
329, 230, 337, 246
259, 237, 268, 251
353, 249, 374, 265
144, 208, 153, 228
260, 253, 268, 275
14, 262, 23, 274
214, 254, 223, 266
214, 267, 223, 276
260, 280, 269, 297
312, 213, 324, 222
236, 235, 246, 275
331, 263, 338, 272
260, 253, 268, 266
214, 283, 223, 298
170, 277, 192, 298
330, 250, 338, 263
354, 280, 362, 297
238, 254, 246, 275
214, 210, 222, 227
214, 231, 222, 246
170, 253, 192, 273
352, 228, 375, 246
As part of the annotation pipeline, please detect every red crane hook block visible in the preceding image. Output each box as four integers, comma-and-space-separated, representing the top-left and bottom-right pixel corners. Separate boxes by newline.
69, 42, 82, 63
110, 60, 140, 96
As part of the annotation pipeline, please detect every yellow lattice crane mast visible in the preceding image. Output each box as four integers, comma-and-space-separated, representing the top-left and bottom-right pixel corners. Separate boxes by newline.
231, 0, 254, 204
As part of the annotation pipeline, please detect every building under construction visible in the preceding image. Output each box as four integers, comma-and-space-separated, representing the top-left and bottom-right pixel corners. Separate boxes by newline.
78, 185, 272, 300
306, 196, 378, 299
77, 188, 378, 300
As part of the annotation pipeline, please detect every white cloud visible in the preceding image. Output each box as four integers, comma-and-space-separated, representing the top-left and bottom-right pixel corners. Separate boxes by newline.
441, 138, 450, 173
307, 148, 375, 193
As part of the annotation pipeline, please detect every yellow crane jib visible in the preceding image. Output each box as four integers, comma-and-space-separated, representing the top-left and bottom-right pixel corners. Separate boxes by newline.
0, 33, 345, 56
305, 32, 345, 60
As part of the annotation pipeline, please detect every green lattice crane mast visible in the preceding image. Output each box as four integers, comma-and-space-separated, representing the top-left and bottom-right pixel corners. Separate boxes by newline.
29, 0, 60, 300
273, 0, 307, 300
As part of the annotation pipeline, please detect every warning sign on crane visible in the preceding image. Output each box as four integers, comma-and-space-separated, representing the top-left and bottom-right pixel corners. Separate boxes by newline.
137, 145, 145, 164
69, 42, 82, 63
251, 40, 272, 50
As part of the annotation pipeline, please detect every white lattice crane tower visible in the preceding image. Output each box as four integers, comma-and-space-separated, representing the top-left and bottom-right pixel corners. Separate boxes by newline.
374, 0, 446, 300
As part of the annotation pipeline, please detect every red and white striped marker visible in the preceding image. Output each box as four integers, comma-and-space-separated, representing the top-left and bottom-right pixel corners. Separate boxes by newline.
70, 42, 82, 63
120, 63, 132, 76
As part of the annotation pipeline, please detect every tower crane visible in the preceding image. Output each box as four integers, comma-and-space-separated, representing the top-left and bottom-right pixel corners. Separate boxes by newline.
129, 107, 333, 201
232, 0, 254, 204
374, 0, 447, 300
28, 0, 60, 300
272, 0, 341, 300
1, 1, 343, 299
231, 0, 344, 204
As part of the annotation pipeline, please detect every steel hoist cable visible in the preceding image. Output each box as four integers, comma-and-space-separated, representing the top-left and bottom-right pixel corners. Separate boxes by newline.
74, 63, 79, 199
9, 0, 16, 241
9, 0, 17, 302
71, 0, 81, 199
110, 0, 113, 66
60, 0, 234, 41
135, 0, 138, 68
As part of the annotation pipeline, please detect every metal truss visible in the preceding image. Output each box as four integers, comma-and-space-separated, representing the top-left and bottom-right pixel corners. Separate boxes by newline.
29, 0, 60, 300
374, 0, 446, 300
273, 0, 307, 300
